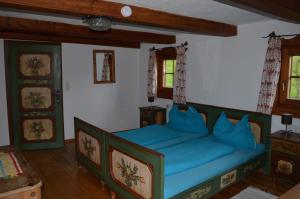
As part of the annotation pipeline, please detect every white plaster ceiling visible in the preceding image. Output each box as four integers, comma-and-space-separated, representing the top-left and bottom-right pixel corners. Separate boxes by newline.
107, 0, 270, 25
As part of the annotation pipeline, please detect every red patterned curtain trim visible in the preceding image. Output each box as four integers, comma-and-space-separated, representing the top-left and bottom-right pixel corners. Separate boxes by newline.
147, 50, 157, 98
256, 37, 282, 114
173, 46, 187, 104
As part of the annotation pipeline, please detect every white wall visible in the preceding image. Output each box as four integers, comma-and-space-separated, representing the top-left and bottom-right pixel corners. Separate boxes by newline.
139, 20, 300, 133
0, 41, 140, 145
62, 43, 140, 139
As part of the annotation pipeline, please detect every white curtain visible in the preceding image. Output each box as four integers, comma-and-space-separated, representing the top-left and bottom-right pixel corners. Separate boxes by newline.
173, 46, 187, 104
257, 37, 282, 114
147, 50, 157, 98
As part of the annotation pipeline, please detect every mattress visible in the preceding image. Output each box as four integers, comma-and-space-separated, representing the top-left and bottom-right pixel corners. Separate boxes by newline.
116, 124, 204, 149
164, 144, 265, 199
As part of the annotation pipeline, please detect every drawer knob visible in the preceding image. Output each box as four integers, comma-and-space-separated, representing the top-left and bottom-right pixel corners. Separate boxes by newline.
31, 191, 36, 197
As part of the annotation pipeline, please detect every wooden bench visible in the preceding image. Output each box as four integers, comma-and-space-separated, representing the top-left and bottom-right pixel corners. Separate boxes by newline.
279, 183, 300, 199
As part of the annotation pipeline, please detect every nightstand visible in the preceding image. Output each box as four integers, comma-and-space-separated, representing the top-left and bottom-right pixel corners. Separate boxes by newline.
139, 106, 166, 127
271, 131, 300, 184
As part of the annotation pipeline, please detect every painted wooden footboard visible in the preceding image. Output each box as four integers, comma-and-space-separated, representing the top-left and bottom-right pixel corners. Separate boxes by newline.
105, 132, 164, 199
74, 117, 164, 199
74, 117, 107, 180
170, 153, 267, 199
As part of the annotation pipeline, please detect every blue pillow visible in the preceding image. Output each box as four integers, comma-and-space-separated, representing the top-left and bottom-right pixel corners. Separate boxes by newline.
167, 105, 208, 135
213, 113, 256, 150
213, 112, 234, 137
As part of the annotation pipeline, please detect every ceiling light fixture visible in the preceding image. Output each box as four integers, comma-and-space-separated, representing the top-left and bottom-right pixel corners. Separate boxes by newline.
121, 6, 132, 17
82, 16, 112, 31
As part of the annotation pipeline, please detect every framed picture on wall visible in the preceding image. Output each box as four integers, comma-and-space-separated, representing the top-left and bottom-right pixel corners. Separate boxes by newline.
93, 50, 115, 84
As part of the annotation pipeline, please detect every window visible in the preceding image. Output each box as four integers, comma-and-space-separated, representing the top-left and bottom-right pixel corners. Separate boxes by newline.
288, 55, 300, 100
156, 48, 176, 99
273, 37, 300, 117
163, 59, 176, 88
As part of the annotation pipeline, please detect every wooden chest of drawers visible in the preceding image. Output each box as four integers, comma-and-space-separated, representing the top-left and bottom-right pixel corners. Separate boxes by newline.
271, 131, 300, 183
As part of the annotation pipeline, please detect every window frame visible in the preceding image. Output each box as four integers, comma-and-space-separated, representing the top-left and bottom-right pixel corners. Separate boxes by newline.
156, 47, 176, 99
272, 36, 300, 118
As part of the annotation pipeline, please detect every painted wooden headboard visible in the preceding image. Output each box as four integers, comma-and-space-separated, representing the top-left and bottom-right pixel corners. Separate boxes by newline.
178, 102, 272, 145
180, 102, 272, 173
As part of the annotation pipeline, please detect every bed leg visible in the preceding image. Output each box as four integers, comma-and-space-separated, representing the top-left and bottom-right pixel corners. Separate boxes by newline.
100, 180, 105, 190
77, 161, 82, 168
111, 191, 117, 199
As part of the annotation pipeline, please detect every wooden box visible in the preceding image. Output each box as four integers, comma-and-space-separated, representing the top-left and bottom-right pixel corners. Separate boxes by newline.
0, 147, 42, 199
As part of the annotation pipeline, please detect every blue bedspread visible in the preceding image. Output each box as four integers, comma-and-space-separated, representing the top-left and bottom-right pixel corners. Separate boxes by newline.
157, 136, 234, 176
164, 144, 265, 198
116, 125, 203, 149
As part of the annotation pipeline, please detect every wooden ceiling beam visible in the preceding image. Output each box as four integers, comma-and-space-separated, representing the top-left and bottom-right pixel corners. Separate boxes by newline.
0, 0, 237, 36
215, 0, 300, 24
0, 16, 175, 44
0, 32, 140, 48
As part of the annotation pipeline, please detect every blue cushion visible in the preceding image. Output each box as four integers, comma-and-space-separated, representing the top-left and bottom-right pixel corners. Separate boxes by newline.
167, 105, 208, 135
213, 112, 234, 137
213, 113, 256, 150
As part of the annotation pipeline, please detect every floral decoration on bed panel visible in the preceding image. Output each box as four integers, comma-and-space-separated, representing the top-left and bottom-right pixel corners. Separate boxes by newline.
111, 148, 152, 199
186, 184, 212, 199
117, 158, 145, 187
220, 170, 237, 189
78, 130, 101, 166
82, 137, 96, 159
243, 160, 262, 174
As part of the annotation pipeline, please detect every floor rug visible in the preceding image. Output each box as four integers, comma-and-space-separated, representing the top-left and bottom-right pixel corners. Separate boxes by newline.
230, 186, 278, 199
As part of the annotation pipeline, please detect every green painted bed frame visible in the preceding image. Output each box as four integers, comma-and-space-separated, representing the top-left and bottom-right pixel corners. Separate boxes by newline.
75, 102, 271, 199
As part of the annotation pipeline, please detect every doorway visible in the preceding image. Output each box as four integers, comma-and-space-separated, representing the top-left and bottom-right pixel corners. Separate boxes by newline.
5, 41, 64, 150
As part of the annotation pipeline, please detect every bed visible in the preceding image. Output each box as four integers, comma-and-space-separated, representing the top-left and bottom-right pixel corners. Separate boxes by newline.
74, 102, 271, 199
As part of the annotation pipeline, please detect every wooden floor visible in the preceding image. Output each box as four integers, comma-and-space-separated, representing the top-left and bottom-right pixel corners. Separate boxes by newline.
22, 143, 292, 199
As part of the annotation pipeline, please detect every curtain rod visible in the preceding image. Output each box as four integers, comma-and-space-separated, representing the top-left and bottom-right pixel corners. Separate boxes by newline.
149, 41, 188, 51
262, 31, 300, 38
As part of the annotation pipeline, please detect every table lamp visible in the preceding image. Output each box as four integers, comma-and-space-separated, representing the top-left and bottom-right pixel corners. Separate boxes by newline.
148, 96, 154, 108
281, 113, 292, 134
